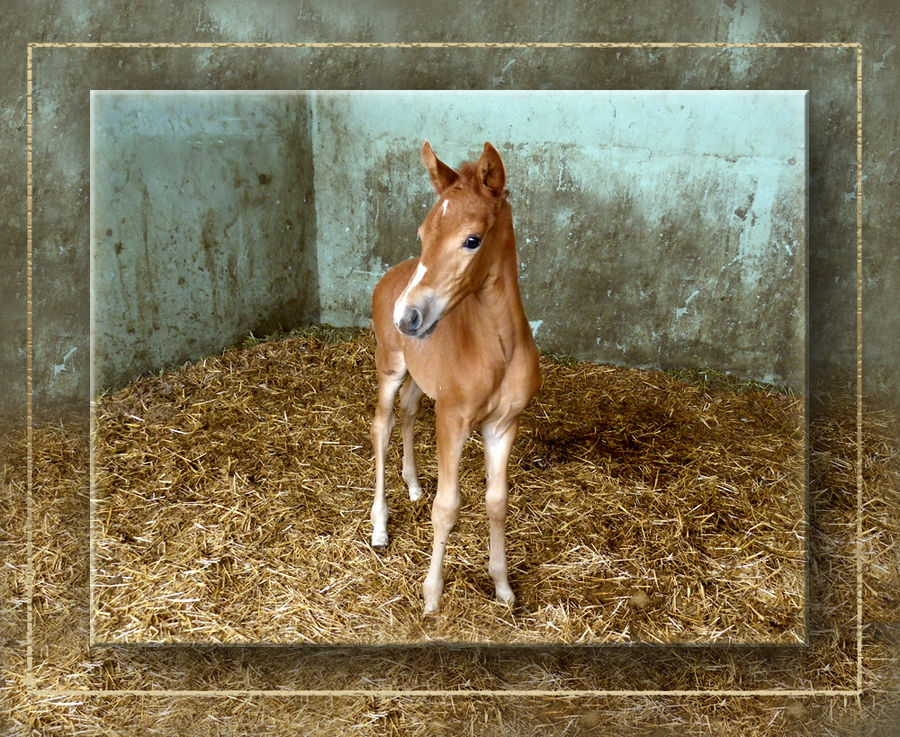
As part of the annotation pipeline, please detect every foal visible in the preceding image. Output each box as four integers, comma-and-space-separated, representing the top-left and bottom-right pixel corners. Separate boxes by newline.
370, 141, 541, 614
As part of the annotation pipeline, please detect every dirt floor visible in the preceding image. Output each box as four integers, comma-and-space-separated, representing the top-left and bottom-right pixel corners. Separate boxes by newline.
89, 326, 806, 645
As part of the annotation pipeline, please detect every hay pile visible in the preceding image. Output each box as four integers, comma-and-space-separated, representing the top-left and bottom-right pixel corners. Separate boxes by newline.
91, 326, 805, 645
1, 362, 897, 735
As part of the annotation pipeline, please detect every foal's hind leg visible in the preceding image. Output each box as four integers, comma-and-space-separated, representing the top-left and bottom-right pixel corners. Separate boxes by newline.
370, 351, 406, 548
398, 376, 424, 501
482, 416, 520, 607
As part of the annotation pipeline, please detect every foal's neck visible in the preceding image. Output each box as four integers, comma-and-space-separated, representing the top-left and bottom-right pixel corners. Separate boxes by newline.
476, 204, 527, 323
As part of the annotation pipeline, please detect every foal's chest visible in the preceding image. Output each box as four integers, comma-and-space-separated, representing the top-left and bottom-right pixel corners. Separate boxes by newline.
402, 309, 510, 405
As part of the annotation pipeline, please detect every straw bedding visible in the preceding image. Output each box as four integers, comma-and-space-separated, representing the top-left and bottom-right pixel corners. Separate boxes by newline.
1, 339, 898, 734
90, 326, 805, 645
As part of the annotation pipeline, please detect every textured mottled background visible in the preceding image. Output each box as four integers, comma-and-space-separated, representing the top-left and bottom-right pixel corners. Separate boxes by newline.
3, 3, 896, 428
1, 0, 898, 734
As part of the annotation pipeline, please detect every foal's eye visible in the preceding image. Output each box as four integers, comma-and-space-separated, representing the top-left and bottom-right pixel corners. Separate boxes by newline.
462, 235, 482, 250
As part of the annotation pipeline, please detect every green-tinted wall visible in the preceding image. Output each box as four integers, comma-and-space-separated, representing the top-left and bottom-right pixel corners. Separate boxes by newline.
90, 89, 806, 395
91, 92, 317, 393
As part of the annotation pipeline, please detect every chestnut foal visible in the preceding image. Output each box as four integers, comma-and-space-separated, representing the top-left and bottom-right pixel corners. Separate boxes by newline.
370, 141, 541, 614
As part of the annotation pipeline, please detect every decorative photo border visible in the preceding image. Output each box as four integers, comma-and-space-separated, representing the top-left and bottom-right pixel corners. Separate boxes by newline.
24, 41, 863, 700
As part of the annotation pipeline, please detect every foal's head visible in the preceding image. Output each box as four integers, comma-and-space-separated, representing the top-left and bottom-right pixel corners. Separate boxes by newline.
393, 141, 509, 339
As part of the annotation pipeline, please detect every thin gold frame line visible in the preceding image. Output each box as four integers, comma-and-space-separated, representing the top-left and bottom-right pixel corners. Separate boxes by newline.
25, 42, 35, 692
855, 44, 864, 694
27, 688, 864, 698
28, 41, 858, 48
88, 92, 97, 647
25, 40, 862, 699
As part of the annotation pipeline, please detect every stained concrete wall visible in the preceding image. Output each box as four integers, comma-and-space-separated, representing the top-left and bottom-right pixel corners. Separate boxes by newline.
91, 89, 805, 394
2, 1, 896, 428
91, 91, 317, 393
311, 90, 807, 387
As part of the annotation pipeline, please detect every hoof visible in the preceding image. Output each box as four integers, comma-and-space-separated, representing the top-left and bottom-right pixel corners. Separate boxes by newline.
495, 584, 515, 608
423, 580, 441, 615
371, 530, 389, 548
407, 483, 422, 502
423, 601, 440, 616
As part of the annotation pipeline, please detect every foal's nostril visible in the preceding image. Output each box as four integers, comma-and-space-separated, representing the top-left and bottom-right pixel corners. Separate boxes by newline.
396, 307, 425, 336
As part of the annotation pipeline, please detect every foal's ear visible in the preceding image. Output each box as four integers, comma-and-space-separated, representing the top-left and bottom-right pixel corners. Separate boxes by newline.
421, 141, 459, 194
476, 142, 506, 198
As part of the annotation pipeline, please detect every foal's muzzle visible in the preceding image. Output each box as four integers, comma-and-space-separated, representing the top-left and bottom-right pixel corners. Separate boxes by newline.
394, 301, 441, 339
395, 306, 423, 336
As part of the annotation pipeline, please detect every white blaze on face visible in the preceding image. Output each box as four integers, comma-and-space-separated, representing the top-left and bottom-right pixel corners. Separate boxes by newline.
393, 262, 428, 325
441, 199, 449, 217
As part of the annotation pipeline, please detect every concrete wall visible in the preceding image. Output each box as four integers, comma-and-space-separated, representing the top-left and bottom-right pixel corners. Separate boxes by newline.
1, 1, 895, 427
90, 89, 806, 394
311, 90, 807, 387
91, 92, 317, 393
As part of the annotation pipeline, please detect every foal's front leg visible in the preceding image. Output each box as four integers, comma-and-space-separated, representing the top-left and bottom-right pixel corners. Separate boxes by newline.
370, 361, 405, 548
422, 406, 469, 614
